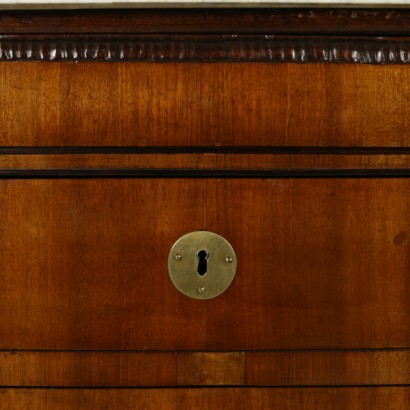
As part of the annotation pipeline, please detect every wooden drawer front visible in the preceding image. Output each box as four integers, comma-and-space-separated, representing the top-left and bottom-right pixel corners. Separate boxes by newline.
1, 8, 410, 406
1, 178, 409, 350
1, 63, 409, 147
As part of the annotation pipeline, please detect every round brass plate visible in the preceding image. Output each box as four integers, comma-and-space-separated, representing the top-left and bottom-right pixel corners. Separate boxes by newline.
168, 231, 237, 300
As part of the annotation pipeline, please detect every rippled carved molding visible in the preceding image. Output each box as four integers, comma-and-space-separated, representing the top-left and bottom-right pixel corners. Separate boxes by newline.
0, 35, 410, 63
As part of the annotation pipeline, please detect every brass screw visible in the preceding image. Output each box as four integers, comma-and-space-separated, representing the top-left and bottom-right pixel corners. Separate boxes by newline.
225, 257, 233, 263
175, 254, 182, 261
197, 287, 205, 294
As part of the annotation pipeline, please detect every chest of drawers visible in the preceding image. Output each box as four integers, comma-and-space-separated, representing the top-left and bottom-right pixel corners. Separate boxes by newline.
0, 8, 410, 409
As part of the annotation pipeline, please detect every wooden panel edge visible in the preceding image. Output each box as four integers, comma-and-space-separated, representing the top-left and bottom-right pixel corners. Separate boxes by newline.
245, 350, 410, 386
1, 168, 410, 178
1, 387, 410, 410
1, 152, 409, 171
1, 350, 409, 387
0, 351, 177, 387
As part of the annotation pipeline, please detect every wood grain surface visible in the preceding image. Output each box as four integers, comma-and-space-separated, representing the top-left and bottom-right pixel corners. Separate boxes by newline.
0, 153, 409, 170
1, 6, 409, 405
1, 387, 410, 409
1, 178, 409, 350
1, 63, 409, 146
3, 350, 409, 387
0, 351, 177, 387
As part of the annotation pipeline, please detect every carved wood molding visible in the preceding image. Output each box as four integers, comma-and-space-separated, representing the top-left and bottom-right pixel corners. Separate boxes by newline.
1, 10, 409, 63
1, 34, 410, 63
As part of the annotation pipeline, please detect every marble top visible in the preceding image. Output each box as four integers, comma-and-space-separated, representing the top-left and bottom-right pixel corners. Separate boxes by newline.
0, 0, 409, 9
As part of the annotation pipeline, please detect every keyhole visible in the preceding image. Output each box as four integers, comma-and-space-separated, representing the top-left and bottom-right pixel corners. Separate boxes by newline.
197, 250, 209, 276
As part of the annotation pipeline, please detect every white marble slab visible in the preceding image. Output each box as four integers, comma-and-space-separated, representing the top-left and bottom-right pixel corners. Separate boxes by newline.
0, 0, 409, 10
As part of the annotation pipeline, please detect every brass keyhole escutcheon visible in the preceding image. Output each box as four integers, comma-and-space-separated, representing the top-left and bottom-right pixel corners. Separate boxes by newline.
168, 231, 237, 300
197, 250, 209, 276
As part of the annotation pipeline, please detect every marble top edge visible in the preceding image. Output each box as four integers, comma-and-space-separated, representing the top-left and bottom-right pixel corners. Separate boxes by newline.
0, 0, 409, 10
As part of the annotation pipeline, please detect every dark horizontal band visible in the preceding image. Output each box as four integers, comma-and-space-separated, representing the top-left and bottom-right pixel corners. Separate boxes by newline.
2, 347, 410, 353
1, 9, 410, 36
1, 146, 410, 155
1, 34, 409, 63
1, 168, 410, 178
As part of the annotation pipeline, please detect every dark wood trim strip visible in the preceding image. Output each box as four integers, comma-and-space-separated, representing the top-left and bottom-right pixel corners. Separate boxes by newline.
1, 9, 410, 36
1, 146, 410, 155
1, 34, 409, 63
2, 347, 410, 352
1, 168, 410, 178
1, 153, 408, 171
1, 350, 409, 387
1, 388, 410, 409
